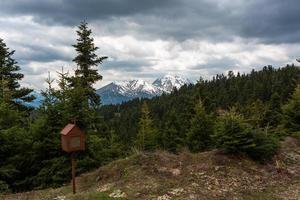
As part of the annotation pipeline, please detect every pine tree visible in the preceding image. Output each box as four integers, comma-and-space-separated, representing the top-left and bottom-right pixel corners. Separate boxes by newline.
135, 101, 158, 151
71, 21, 107, 107
282, 85, 300, 137
66, 22, 107, 129
263, 92, 282, 127
214, 108, 278, 161
161, 109, 184, 153
243, 99, 266, 128
214, 108, 256, 154
187, 100, 214, 152
0, 38, 34, 109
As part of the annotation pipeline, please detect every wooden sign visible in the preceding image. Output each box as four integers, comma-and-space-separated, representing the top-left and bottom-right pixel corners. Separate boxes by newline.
60, 123, 86, 194
60, 124, 85, 153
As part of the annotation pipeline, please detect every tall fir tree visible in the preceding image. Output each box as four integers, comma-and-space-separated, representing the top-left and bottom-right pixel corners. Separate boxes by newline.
71, 21, 107, 107
67, 22, 107, 129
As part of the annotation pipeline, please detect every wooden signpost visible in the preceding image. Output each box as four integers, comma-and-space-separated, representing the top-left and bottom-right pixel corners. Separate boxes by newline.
60, 123, 86, 194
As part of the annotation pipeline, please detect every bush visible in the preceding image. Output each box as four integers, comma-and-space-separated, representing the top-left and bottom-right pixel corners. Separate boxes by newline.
0, 180, 10, 193
246, 130, 279, 161
215, 109, 279, 161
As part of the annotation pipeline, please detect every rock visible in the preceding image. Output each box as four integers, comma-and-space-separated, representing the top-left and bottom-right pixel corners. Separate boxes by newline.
168, 188, 184, 196
171, 168, 181, 176
109, 189, 127, 198
157, 194, 171, 200
191, 182, 199, 187
53, 196, 66, 200
97, 183, 113, 192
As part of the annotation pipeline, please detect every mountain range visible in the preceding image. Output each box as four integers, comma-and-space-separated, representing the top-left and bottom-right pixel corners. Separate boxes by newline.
28, 75, 192, 107
97, 75, 192, 105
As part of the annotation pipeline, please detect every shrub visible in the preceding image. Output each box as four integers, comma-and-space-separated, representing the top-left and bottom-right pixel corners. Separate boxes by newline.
215, 108, 279, 161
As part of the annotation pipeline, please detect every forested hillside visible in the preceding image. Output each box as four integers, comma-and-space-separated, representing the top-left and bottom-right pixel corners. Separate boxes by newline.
100, 65, 300, 153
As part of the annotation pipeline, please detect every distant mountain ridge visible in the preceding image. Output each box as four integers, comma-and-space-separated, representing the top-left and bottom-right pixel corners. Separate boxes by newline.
97, 75, 192, 105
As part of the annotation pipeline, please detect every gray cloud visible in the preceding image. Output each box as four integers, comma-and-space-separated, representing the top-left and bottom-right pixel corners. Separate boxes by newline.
1, 0, 300, 43
1, 0, 176, 26
14, 43, 73, 63
104, 58, 153, 72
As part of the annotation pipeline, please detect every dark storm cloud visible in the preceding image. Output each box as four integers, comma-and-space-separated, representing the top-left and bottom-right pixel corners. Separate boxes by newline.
0, 0, 177, 25
1, 0, 300, 43
239, 0, 300, 43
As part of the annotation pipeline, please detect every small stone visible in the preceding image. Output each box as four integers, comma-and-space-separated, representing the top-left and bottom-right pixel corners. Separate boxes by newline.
168, 188, 184, 196
171, 168, 181, 176
97, 183, 113, 192
157, 194, 171, 200
109, 189, 127, 198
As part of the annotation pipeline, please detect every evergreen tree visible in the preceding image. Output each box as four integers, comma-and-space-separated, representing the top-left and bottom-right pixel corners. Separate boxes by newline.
0, 38, 34, 109
214, 108, 256, 154
243, 99, 266, 128
187, 100, 214, 152
263, 92, 282, 127
66, 22, 107, 129
135, 101, 158, 151
282, 85, 300, 137
161, 109, 184, 153
0, 39, 35, 192
214, 108, 278, 161
71, 21, 107, 107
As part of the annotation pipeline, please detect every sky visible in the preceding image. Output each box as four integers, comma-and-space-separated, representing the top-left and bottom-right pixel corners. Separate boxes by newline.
0, 0, 300, 90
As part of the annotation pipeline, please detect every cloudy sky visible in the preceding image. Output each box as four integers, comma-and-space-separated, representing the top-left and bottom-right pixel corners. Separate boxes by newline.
1, 0, 300, 90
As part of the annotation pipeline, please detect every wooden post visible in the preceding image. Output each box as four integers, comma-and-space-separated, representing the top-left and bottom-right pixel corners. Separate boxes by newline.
71, 153, 76, 194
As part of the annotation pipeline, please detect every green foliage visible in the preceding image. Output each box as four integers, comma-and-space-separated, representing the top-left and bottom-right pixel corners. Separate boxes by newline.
215, 108, 256, 154
161, 109, 185, 153
214, 108, 279, 161
247, 129, 279, 161
135, 101, 158, 151
71, 21, 107, 109
101, 65, 299, 155
0, 180, 10, 193
282, 85, 300, 137
263, 92, 282, 127
0, 40, 34, 191
187, 100, 214, 152
0, 38, 34, 110
242, 99, 266, 128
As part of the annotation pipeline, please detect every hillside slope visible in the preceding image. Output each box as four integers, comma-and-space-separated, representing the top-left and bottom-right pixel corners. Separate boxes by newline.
2, 137, 300, 200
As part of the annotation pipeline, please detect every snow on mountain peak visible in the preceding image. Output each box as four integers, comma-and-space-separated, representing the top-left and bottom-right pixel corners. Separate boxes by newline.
97, 75, 192, 104
153, 74, 192, 93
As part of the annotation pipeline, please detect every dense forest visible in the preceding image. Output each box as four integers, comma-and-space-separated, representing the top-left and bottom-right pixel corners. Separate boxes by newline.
101, 64, 300, 156
0, 22, 300, 193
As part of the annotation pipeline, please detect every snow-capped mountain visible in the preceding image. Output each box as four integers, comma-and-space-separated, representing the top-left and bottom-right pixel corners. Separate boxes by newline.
97, 75, 192, 105
153, 75, 192, 93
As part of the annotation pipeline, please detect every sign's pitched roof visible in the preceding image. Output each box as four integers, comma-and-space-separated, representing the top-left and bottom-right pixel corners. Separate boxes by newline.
60, 123, 76, 135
